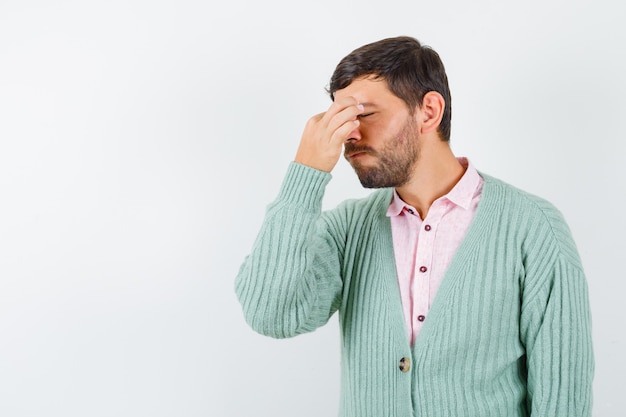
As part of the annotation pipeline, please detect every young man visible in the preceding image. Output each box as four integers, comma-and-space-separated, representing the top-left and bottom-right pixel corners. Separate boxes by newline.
235, 36, 593, 417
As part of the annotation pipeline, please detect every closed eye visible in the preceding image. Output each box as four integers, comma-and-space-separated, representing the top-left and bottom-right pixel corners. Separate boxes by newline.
358, 112, 374, 119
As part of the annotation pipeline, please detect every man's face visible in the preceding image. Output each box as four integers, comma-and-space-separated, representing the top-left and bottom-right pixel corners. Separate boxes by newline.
334, 76, 420, 188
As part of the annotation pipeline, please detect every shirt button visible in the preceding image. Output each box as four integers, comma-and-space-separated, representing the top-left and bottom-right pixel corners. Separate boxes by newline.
399, 357, 411, 373
419, 266, 427, 273
407, 208, 414, 215
417, 315, 426, 322
424, 224, 431, 231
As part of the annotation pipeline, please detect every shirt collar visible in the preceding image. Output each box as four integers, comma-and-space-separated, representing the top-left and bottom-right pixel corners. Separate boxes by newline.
386, 157, 481, 217
387, 188, 407, 217
444, 157, 481, 210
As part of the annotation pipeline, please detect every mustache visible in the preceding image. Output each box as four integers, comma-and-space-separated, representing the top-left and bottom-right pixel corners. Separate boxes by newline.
344, 143, 376, 156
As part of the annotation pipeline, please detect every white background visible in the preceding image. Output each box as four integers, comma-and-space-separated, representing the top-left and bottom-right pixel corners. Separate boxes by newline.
0, 0, 624, 416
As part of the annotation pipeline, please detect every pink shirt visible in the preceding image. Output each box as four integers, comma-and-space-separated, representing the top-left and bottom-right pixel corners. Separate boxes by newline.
387, 158, 483, 346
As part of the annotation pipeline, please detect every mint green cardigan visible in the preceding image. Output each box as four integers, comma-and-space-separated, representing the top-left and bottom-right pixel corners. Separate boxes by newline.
235, 162, 593, 417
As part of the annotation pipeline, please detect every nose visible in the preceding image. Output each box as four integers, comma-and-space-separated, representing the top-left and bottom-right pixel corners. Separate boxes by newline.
346, 124, 362, 142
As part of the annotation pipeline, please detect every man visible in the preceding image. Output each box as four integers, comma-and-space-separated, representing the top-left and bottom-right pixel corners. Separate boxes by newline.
235, 36, 593, 416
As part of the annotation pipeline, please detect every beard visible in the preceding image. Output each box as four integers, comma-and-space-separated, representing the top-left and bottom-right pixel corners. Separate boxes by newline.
344, 116, 420, 188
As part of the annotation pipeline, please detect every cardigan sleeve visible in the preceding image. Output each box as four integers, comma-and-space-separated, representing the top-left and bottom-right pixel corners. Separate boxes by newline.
234, 162, 344, 339
519, 213, 594, 416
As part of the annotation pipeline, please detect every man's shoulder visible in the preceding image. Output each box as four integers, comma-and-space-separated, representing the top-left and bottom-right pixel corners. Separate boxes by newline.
481, 173, 564, 219
335, 188, 392, 211
480, 173, 582, 265
322, 188, 392, 225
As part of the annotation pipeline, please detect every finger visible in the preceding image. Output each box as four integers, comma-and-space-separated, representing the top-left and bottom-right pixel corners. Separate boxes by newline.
330, 119, 360, 146
327, 103, 364, 135
321, 96, 360, 124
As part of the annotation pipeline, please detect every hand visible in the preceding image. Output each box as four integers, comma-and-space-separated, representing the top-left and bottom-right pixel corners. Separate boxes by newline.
294, 97, 364, 172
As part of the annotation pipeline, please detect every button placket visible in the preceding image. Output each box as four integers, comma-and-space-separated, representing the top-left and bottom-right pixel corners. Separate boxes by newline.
413, 209, 439, 336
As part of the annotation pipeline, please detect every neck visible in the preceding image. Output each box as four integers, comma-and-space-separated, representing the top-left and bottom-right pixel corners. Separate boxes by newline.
395, 140, 465, 219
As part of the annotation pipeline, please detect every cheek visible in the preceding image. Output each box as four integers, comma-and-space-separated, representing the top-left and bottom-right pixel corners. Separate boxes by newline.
360, 120, 384, 138
371, 115, 406, 136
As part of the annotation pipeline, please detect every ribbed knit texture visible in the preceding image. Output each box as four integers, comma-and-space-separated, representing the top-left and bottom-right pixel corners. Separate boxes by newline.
235, 162, 594, 417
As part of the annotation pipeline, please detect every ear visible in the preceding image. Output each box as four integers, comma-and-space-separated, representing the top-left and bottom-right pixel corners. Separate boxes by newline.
415, 91, 445, 136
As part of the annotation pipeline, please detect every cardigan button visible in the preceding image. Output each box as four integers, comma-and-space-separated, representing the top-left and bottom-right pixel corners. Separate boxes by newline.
399, 357, 411, 373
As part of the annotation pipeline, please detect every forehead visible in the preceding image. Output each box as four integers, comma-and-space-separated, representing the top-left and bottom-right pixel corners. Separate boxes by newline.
334, 75, 397, 104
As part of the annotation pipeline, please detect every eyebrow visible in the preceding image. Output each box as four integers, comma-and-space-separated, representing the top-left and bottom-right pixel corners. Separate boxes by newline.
359, 102, 378, 108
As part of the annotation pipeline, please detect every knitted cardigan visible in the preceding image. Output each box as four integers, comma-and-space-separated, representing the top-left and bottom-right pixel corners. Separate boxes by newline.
235, 162, 593, 417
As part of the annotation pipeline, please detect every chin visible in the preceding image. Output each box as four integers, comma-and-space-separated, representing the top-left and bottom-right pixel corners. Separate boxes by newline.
354, 165, 409, 189
355, 170, 390, 189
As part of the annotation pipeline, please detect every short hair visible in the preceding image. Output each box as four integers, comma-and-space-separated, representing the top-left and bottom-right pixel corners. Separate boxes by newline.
328, 36, 452, 142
